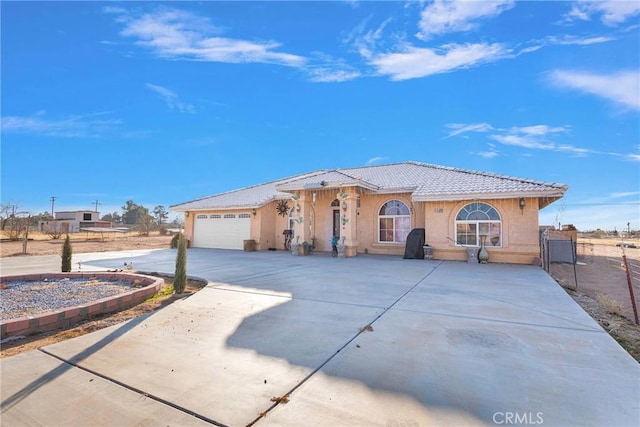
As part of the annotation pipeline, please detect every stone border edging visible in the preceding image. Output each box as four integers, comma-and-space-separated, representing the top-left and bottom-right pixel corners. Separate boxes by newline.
0, 272, 164, 339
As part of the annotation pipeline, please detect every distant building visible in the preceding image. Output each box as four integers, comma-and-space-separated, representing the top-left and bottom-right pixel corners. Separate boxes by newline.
40, 211, 112, 234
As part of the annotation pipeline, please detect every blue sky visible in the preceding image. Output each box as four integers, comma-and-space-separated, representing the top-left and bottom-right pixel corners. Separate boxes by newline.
1, 1, 639, 231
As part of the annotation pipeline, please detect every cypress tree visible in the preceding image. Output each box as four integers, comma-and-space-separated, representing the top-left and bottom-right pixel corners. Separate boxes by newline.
174, 234, 187, 294
61, 234, 72, 272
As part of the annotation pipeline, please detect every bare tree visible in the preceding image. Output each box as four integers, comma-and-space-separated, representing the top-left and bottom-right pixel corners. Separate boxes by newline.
44, 221, 64, 239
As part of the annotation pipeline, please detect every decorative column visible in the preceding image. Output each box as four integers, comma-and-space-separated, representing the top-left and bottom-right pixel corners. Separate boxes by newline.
337, 188, 358, 257
291, 191, 312, 255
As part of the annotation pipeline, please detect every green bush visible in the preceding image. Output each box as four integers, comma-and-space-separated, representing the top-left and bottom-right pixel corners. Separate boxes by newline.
61, 234, 72, 272
173, 234, 187, 294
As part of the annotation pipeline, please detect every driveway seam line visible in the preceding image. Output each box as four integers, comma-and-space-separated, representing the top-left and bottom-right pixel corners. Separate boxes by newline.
246, 261, 445, 427
37, 348, 228, 427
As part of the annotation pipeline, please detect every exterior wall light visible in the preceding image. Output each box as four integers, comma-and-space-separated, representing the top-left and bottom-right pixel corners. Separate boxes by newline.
185, 212, 190, 217
519, 198, 526, 214
342, 201, 347, 212
252, 208, 257, 216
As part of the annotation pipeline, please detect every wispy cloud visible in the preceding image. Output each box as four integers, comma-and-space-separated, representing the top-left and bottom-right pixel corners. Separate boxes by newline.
1, 112, 121, 138
548, 69, 640, 110
416, 0, 515, 40
109, 6, 306, 67
447, 121, 639, 162
563, 0, 640, 26
365, 156, 386, 165
348, 4, 512, 81
306, 53, 362, 83
542, 34, 615, 46
370, 42, 509, 81
445, 122, 494, 138
609, 191, 640, 200
146, 83, 195, 113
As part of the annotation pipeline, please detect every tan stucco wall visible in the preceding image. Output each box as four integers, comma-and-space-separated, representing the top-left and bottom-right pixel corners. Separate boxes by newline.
422, 197, 540, 264
182, 194, 542, 264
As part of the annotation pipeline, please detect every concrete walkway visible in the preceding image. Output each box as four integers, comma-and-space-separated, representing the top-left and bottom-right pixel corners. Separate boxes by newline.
1, 249, 639, 426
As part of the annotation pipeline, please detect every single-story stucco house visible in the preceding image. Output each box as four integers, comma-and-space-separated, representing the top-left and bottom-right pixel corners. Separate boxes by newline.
170, 161, 567, 264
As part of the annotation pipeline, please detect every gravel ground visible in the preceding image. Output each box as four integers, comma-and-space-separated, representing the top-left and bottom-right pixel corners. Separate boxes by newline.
0, 278, 134, 321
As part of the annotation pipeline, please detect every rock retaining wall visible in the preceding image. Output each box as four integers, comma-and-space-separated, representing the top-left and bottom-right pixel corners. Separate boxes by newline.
0, 272, 164, 339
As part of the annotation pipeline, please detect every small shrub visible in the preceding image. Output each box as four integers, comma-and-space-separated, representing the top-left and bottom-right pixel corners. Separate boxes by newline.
173, 234, 188, 294
61, 234, 72, 272
596, 293, 623, 316
170, 232, 183, 248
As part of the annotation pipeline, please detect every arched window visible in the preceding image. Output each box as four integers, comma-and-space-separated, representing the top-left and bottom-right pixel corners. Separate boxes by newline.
331, 199, 340, 207
455, 202, 502, 247
378, 200, 411, 243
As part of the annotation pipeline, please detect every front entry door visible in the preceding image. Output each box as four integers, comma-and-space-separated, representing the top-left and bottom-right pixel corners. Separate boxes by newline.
332, 209, 341, 239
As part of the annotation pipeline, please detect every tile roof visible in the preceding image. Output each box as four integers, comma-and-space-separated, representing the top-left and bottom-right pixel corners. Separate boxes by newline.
170, 161, 567, 211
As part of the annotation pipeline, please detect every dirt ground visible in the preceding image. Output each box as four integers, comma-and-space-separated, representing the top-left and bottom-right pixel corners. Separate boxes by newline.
1, 233, 639, 362
548, 238, 640, 361
1, 231, 173, 258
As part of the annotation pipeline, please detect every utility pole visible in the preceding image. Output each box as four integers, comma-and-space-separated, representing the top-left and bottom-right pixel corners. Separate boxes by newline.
93, 200, 101, 212
50, 196, 56, 217
628, 222, 631, 237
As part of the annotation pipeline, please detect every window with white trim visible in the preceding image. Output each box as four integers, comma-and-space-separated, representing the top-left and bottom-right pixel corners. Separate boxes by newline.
455, 202, 502, 247
239, 213, 250, 218
378, 200, 411, 243
197, 214, 208, 219
210, 214, 221, 219
224, 214, 236, 219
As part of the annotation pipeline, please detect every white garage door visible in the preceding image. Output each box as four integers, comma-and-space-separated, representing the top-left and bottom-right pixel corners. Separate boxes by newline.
193, 213, 251, 250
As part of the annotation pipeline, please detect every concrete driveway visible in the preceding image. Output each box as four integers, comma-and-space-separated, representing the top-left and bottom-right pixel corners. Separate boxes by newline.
1, 249, 639, 426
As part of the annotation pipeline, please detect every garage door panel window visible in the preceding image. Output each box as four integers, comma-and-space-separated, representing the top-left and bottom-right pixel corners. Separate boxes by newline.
378, 200, 411, 243
455, 202, 502, 247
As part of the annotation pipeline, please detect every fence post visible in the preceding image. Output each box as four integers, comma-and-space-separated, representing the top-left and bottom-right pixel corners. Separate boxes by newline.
621, 248, 639, 325
571, 237, 578, 289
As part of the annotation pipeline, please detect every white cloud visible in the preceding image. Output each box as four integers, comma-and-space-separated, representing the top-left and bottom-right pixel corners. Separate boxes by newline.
449, 121, 638, 161
416, 0, 515, 39
307, 68, 361, 83
146, 83, 195, 113
349, 16, 394, 59
510, 125, 570, 136
445, 122, 494, 138
306, 53, 362, 83
489, 134, 557, 150
113, 7, 305, 67
365, 156, 386, 165
543, 34, 615, 46
478, 150, 499, 158
371, 42, 508, 80
610, 191, 640, 199
1, 112, 121, 138
564, 1, 640, 26
549, 70, 640, 110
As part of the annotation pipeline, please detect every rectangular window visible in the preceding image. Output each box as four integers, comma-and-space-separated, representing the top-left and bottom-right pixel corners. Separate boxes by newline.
487, 223, 502, 246
224, 214, 235, 219
456, 223, 477, 246
395, 217, 411, 243
379, 218, 394, 242
238, 213, 250, 218
83, 213, 92, 221
197, 215, 208, 219
210, 215, 221, 219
